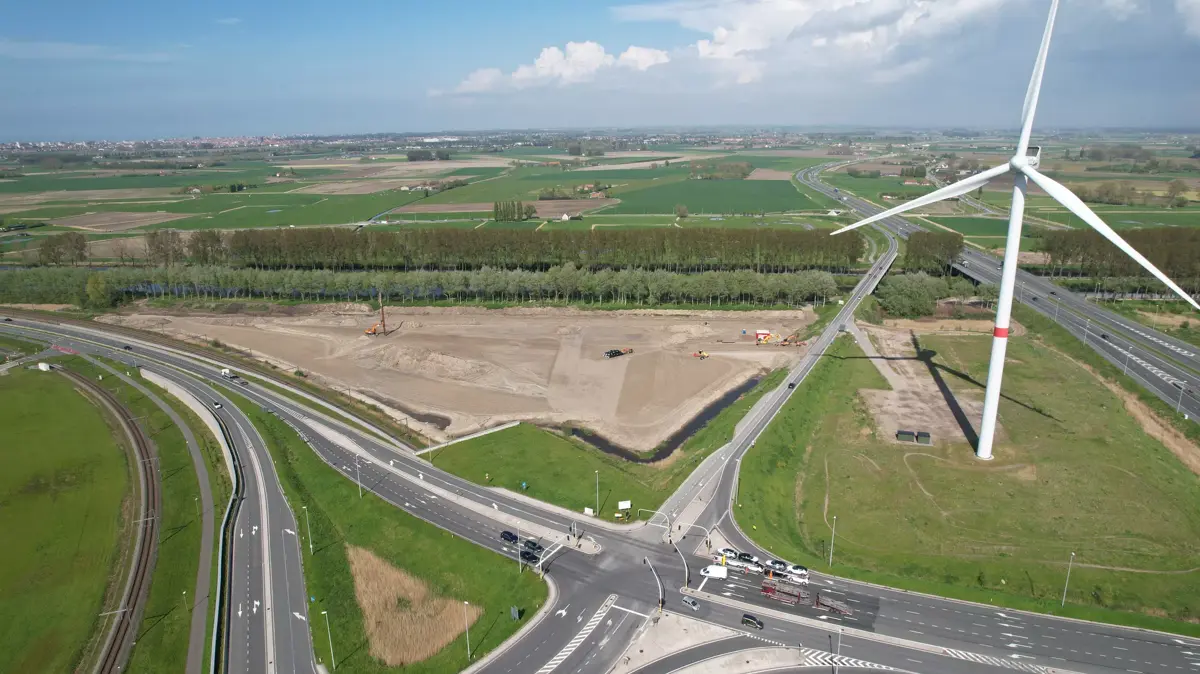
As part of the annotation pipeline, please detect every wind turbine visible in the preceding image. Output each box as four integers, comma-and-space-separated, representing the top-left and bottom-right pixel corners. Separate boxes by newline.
832, 0, 1200, 461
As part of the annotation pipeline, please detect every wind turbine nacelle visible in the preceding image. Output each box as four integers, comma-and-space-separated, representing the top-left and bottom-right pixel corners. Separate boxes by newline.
1025, 145, 1042, 170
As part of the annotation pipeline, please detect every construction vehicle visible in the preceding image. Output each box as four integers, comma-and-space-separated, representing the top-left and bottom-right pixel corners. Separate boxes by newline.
604, 348, 633, 359
760, 577, 810, 606
365, 289, 387, 336
692, 351, 709, 360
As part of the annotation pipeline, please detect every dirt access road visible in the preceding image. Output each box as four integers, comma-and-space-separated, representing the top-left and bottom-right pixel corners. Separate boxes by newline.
101, 305, 814, 449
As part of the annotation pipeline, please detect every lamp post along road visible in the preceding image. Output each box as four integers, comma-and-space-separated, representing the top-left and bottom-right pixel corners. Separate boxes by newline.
464, 601, 472, 661
828, 0, 1200, 462
594, 470, 599, 517
1061, 551, 1075, 607
303, 505, 312, 556
1177, 381, 1188, 413
829, 515, 837, 567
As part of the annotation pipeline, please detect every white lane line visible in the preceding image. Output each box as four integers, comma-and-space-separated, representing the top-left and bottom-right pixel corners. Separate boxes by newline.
610, 605, 648, 618
535, 595, 617, 674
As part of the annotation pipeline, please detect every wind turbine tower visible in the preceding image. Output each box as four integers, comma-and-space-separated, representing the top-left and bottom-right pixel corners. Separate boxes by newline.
832, 0, 1200, 460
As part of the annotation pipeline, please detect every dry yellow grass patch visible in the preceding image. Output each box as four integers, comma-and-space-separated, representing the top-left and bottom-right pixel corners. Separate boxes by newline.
347, 545, 482, 666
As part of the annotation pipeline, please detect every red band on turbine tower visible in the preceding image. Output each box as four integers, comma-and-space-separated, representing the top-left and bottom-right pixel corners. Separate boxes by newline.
994, 327, 1010, 338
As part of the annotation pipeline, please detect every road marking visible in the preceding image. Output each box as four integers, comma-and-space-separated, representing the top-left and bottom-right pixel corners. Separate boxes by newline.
535, 595, 617, 673
610, 605, 648, 618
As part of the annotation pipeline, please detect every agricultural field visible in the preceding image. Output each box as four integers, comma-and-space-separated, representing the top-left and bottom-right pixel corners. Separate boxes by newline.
737, 316, 1200, 630
1037, 210, 1200, 229
822, 173, 934, 205
0, 366, 130, 674
924, 216, 1013, 236
236, 398, 547, 673
964, 236, 1039, 252
604, 179, 817, 214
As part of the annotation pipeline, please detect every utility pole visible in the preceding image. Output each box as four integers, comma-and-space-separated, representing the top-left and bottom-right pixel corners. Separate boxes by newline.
644, 557, 665, 611
828, 515, 837, 567
1061, 551, 1075, 607
1083, 318, 1091, 344
303, 505, 313, 555
1123, 346, 1134, 375
321, 610, 335, 670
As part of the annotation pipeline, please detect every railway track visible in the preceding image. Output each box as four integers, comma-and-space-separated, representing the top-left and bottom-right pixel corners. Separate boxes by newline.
61, 368, 161, 674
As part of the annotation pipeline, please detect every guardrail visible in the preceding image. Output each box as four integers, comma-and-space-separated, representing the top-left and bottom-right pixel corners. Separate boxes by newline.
210, 414, 245, 674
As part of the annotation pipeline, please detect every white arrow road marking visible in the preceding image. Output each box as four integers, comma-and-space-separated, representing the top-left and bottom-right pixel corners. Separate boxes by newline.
239, 528, 244, 538
238, 603, 243, 618
576, 610, 585, 623
253, 600, 260, 615
1001, 632, 1027, 639
418, 472, 423, 480
555, 605, 569, 618
251, 525, 258, 536
998, 622, 1023, 628
492, 503, 499, 510
293, 612, 306, 622
996, 612, 1011, 618
283, 529, 295, 535
1007, 643, 1032, 649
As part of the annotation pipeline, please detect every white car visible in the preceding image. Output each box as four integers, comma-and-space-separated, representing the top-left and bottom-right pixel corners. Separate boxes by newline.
788, 565, 809, 577
744, 563, 766, 575
787, 574, 810, 585
212, 401, 223, 409
724, 558, 748, 569
700, 565, 728, 579
718, 548, 740, 560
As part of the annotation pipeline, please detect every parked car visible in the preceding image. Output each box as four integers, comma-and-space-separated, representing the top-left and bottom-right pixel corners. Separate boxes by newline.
520, 550, 540, 564
524, 540, 544, 553
767, 560, 788, 572
500, 531, 518, 544
741, 614, 764, 630
788, 564, 809, 577
681, 597, 700, 611
718, 548, 740, 560
700, 565, 728, 579
736, 552, 759, 564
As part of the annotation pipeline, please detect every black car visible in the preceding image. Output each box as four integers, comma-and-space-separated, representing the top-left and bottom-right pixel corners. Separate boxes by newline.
1050, 291, 1057, 296
741, 614, 764, 629
1101, 333, 1109, 340
520, 550, 540, 564
787, 382, 796, 389
500, 531, 518, 544
2, 317, 11, 322
524, 540, 544, 553
123, 345, 133, 351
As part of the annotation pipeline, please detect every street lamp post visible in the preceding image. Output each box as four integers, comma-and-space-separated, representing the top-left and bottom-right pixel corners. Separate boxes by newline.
356, 455, 362, 499
1177, 381, 1188, 413
594, 470, 599, 517
828, 515, 837, 567
1123, 346, 1134, 376
303, 505, 313, 555
464, 601, 472, 661
1061, 551, 1075, 607
321, 610, 335, 670
1083, 319, 1091, 344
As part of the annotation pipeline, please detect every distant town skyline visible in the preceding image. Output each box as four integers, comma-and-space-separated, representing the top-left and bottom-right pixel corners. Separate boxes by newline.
3, 0, 1199, 140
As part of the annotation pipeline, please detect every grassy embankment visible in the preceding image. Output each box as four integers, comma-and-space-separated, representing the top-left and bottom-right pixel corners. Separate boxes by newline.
0, 366, 130, 673
429, 368, 789, 519
735, 314, 1200, 635
227, 393, 548, 674
63, 356, 231, 674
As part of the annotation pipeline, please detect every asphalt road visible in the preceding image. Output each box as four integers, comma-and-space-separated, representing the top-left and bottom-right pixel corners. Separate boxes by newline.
5, 217, 1200, 674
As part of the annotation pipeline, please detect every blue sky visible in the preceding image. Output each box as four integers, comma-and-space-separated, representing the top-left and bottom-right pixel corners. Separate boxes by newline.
2, 0, 1198, 140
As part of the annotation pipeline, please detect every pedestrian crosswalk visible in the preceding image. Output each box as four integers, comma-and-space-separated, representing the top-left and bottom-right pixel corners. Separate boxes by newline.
535, 595, 618, 673
943, 647, 1045, 673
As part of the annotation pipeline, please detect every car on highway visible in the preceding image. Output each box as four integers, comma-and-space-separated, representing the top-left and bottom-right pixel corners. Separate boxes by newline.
524, 540, 544, 554
788, 564, 809, 577
500, 531, 518, 544
741, 614, 764, 629
700, 565, 728, 579
2, 317, 10, 322
718, 547, 739, 559
681, 596, 700, 611
787, 382, 796, 389
736, 552, 759, 564
122, 345, 133, 350
520, 550, 539, 564
212, 401, 223, 409
1050, 291, 1057, 296
766, 560, 788, 572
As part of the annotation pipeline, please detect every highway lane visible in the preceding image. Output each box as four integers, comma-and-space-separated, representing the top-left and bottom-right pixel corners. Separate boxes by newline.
797, 164, 1200, 422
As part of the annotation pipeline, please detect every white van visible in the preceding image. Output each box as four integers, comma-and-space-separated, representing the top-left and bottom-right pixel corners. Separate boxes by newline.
700, 565, 729, 579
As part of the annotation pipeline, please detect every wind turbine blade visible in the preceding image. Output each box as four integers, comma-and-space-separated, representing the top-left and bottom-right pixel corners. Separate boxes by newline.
1023, 166, 1200, 311
831, 164, 1011, 235
1017, 0, 1061, 155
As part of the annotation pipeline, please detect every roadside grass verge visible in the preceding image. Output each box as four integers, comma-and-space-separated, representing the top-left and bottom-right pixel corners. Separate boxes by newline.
0, 333, 42, 354
63, 356, 208, 674
227, 393, 548, 674
736, 330, 1200, 636
1090, 298, 1200, 351
0, 366, 130, 673
430, 368, 789, 519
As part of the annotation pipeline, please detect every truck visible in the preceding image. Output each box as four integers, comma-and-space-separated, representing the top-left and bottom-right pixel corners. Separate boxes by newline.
220, 368, 236, 379
814, 593, 853, 616
760, 577, 810, 606
603, 348, 633, 359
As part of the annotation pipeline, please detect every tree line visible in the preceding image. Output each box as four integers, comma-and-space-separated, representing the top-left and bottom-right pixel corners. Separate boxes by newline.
493, 200, 537, 222
1063, 180, 1189, 208
406, 150, 452, 161
113, 227, 865, 273
1039, 227, 1200, 292
903, 231, 964, 274
876, 272, 996, 318
0, 265, 842, 310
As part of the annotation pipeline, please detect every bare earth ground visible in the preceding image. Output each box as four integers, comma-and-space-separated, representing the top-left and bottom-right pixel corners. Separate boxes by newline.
394, 199, 619, 218
99, 304, 813, 449
0, 188, 182, 207
1136, 310, 1193, 329
856, 320, 1015, 445
51, 211, 192, 232
989, 248, 1050, 264
746, 168, 794, 181
292, 180, 427, 195
346, 545, 481, 666
738, 149, 839, 158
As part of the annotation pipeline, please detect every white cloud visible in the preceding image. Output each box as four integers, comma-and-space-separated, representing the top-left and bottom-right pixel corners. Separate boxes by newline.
618, 45, 670, 71
215, 17, 242, 25
0, 38, 173, 62
1178, 0, 1200, 37
1099, 0, 1139, 19
449, 41, 669, 94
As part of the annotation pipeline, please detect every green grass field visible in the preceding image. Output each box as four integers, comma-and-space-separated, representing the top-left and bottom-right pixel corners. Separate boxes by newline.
605, 179, 817, 214
925, 216, 1013, 236
1030, 209, 1200, 229
430, 370, 788, 519
964, 236, 1039, 252
0, 366, 130, 673
736, 327, 1200, 633
230, 395, 547, 673
823, 174, 934, 205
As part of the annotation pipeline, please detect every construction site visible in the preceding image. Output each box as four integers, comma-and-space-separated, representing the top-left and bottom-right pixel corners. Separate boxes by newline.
100, 303, 816, 450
